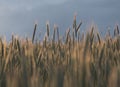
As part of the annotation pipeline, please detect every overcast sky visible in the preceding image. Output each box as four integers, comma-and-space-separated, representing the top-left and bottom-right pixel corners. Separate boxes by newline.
0, 0, 120, 40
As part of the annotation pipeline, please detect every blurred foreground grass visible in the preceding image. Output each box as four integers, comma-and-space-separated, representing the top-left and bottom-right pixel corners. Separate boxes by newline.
0, 17, 120, 87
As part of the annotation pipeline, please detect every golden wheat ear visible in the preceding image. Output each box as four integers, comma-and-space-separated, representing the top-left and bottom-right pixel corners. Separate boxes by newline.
116, 24, 119, 36
32, 23, 37, 43
46, 21, 50, 38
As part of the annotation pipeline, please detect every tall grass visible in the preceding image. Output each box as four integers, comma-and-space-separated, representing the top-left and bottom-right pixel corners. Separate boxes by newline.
0, 16, 120, 87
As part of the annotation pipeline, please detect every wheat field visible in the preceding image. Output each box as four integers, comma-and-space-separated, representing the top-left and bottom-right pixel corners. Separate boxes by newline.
0, 17, 120, 87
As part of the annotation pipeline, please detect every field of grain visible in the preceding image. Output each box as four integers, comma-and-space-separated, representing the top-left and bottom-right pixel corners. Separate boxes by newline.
0, 17, 120, 87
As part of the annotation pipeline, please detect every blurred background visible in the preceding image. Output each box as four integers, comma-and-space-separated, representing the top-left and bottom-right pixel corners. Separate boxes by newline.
0, 0, 120, 41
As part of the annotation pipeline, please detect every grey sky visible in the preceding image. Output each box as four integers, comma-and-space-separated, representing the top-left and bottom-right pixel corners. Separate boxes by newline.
0, 0, 120, 40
